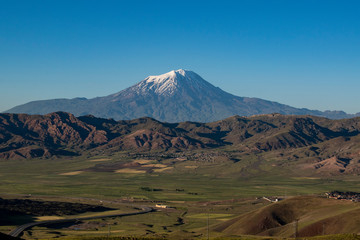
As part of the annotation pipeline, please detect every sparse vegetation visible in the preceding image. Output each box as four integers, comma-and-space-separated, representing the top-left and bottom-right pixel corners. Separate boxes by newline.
140, 187, 163, 192
1, 113, 360, 239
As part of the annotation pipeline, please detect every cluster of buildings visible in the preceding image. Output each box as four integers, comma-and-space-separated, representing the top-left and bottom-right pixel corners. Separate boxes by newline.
262, 196, 282, 203
326, 191, 360, 202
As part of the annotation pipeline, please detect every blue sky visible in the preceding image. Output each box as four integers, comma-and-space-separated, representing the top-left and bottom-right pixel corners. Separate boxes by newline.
1, 0, 359, 113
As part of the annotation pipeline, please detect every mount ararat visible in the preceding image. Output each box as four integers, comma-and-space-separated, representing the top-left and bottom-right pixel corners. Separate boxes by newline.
5, 69, 359, 122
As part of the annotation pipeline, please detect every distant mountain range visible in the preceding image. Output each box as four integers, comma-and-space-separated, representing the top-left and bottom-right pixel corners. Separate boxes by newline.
1, 112, 360, 176
5, 69, 360, 122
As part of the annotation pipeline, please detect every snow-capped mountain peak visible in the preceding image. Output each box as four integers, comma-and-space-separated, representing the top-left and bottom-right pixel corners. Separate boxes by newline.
7, 69, 355, 122
145, 69, 191, 84
130, 69, 212, 96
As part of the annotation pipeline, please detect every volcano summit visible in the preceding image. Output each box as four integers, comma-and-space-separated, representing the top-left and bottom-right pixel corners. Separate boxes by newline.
5, 69, 357, 122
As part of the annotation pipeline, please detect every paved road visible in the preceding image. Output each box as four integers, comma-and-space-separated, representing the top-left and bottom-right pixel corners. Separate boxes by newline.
9, 206, 153, 238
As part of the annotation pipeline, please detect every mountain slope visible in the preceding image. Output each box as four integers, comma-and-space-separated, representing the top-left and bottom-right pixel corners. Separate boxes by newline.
213, 196, 360, 237
1, 112, 360, 176
2, 111, 360, 176
5, 69, 358, 122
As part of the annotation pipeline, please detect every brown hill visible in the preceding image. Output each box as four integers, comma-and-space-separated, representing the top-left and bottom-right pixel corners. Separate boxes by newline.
0, 112, 108, 159
1, 112, 360, 165
213, 196, 360, 238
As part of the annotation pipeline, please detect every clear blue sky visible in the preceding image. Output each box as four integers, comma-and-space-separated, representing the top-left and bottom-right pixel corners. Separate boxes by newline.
1, 0, 359, 113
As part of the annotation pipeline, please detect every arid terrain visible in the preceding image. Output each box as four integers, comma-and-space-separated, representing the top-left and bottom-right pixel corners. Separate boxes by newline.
1, 112, 360, 239
1, 112, 360, 172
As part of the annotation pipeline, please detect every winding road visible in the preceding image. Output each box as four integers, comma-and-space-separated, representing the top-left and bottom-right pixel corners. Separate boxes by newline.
9, 206, 153, 238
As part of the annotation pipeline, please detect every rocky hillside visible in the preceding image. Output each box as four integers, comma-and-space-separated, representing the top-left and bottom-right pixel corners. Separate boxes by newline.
1, 112, 360, 162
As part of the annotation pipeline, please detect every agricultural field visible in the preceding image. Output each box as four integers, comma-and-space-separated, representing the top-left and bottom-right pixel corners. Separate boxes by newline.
0, 151, 360, 239
1, 150, 360, 200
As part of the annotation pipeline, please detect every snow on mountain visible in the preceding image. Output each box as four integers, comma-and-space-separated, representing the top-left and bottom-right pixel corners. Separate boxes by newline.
112, 69, 217, 98
5, 69, 356, 122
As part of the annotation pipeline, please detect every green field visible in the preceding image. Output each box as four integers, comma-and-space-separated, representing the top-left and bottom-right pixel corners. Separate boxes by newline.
1, 152, 360, 239
1, 152, 359, 201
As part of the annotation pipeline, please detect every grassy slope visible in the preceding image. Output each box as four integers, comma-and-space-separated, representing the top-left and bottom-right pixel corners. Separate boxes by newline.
213, 196, 360, 238
0, 152, 359, 201
0, 152, 359, 239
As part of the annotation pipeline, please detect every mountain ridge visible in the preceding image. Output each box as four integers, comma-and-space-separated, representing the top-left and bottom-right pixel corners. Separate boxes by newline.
5, 69, 360, 122
1, 111, 360, 177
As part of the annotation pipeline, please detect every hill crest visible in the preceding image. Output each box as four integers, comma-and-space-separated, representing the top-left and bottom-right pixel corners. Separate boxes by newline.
1, 112, 360, 177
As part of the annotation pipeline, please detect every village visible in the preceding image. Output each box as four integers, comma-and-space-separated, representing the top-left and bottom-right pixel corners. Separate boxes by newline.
326, 191, 360, 202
